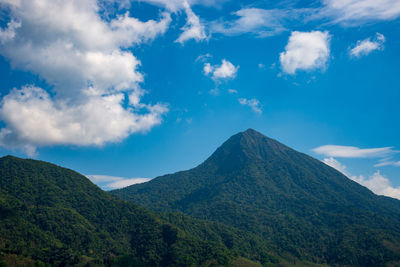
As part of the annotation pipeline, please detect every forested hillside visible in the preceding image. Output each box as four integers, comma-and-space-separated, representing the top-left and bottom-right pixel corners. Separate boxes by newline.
112, 129, 400, 266
0, 156, 234, 266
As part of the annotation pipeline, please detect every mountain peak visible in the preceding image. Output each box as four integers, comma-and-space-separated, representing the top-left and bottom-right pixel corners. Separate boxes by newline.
200, 129, 292, 172
233, 129, 291, 156
241, 128, 265, 136
242, 128, 261, 135
112, 129, 400, 266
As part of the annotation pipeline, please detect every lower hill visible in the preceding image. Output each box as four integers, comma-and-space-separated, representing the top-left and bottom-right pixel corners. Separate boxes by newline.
0, 155, 244, 266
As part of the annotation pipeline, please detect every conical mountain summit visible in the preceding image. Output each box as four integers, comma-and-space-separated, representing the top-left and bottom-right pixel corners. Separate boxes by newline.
112, 129, 400, 266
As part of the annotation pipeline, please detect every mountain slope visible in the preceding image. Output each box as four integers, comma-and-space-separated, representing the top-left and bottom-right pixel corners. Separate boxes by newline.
111, 129, 400, 266
0, 155, 236, 266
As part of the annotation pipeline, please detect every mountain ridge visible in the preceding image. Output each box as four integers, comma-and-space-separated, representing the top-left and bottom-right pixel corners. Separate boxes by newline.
0, 155, 241, 266
111, 129, 400, 266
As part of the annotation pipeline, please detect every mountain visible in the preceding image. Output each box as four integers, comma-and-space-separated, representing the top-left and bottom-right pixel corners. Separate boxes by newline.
111, 129, 400, 266
0, 155, 239, 266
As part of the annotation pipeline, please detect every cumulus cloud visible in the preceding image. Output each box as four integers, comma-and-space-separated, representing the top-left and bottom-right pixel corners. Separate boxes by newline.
322, 0, 400, 24
203, 59, 239, 80
228, 89, 237, 94
322, 157, 400, 200
349, 33, 385, 58
352, 171, 400, 200
313, 145, 395, 158
0, 0, 170, 154
280, 31, 331, 74
175, 0, 207, 44
213, 60, 239, 79
238, 98, 262, 114
0, 86, 167, 152
87, 174, 151, 190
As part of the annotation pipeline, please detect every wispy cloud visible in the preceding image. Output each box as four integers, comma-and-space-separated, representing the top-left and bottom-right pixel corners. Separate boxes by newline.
211, 8, 287, 37
323, 157, 350, 176
313, 145, 395, 158
87, 175, 151, 190
280, 31, 331, 75
176, 0, 208, 44
321, 0, 400, 25
238, 98, 262, 114
195, 53, 212, 62
130, 0, 230, 12
374, 160, 400, 167
350, 33, 385, 58
210, 7, 314, 37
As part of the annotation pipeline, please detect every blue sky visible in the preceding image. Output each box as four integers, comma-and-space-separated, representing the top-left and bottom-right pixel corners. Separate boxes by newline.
0, 0, 399, 197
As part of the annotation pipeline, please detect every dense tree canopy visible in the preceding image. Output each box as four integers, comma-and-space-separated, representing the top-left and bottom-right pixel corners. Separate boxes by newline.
112, 129, 400, 266
0, 156, 237, 266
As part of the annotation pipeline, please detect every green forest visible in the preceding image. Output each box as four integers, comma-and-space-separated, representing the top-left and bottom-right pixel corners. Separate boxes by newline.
0, 156, 233, 266
112, 129, 400, 266
2, 130, 400, 266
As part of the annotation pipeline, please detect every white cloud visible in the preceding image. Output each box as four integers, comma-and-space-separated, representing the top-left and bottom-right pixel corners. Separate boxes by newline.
213, 59, 239, 79
0, 86, 167, 149
87, 174, 151, 190
0, 1, 171, 96
110, 11, 171, 46
175, 0, 207, 44
131, 0, 186, 12
280, 31, 331, 74
210, 8, 313, 37
203, 63, 213, 75
195, 53, 212, 62
374, 160, 400, 167
323, 157, 350, 176
322, 157, 400, 200
352, 171, 400, 200
190, 0, 230, 8
204, 59, 239, 80
228, 89, 237, 94
130, 0, 229, 12
322, 0, 400, 24
313, 145, 395, 158
202, 59, 238, 96
106, 178, 151, 189
0, 0, 169, 154
211, 8, 288, 37
238, 98, 262, 114
350, 33, 385, 58
0, 20, 21, 44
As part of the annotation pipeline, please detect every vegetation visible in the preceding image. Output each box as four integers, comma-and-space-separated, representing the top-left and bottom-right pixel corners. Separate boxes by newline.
112, 129, 400, 266
3, 128, 400, 266
0, 156, 235, 266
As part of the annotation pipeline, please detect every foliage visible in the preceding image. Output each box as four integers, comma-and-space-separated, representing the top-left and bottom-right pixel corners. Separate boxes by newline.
112, 129, 400, 266
0, 156, 233, 266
